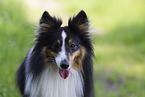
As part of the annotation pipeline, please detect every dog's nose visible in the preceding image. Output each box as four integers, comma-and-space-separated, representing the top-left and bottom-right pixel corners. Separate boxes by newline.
60, 61, 69, 69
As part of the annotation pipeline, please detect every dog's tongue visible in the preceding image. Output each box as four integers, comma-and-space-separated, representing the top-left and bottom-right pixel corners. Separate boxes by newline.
59, 69, 71, 79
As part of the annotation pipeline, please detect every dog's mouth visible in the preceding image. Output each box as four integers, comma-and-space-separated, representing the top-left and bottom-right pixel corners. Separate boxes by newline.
59, 69, 71, 79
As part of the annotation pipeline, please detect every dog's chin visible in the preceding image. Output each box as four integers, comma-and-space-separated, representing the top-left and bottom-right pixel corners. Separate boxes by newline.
59, 69, 71, 79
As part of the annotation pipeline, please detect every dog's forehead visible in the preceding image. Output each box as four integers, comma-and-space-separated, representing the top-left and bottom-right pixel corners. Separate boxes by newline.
58, 27, 74, 39
60, 30, 67, 39
56, 27, 68, 40
54, 27, 80, 44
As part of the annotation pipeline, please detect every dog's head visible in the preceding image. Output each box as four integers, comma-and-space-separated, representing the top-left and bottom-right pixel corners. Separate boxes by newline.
34, 10, 91, 79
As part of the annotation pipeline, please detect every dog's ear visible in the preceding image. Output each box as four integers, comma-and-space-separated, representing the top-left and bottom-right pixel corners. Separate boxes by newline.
40, 11, 53, 24
68, 10, 89, 32
39, 11, 62, 32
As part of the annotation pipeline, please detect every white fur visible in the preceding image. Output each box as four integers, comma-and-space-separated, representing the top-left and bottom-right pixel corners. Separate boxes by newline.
25, 65, 84, 97
55, 31, 67, 68
24, 46, 35, 95
24, 32, 84, 97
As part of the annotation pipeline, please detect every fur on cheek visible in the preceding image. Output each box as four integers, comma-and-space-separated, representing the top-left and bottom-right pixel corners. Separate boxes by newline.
41, 47, 57, 66
71, 46, 86, 72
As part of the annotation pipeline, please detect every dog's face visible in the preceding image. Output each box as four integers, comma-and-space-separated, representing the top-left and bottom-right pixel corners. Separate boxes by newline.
35, 10, 90, 79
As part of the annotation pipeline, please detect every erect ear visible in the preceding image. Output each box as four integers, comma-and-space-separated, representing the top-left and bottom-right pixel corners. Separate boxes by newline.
68, 10, 89, 32
39, 11, 62, 32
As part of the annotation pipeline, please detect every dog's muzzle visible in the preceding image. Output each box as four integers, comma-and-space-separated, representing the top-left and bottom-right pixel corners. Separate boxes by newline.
59, 60, 71, 79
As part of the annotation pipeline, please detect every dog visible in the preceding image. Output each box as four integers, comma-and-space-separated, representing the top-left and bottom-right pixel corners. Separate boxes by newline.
16, 10, 94, 97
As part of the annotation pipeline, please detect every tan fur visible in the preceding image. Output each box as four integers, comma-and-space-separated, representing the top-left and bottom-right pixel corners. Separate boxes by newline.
41, 44, 86, 72
69, 46, 86, 72
69, 40, 73, 45
57, 40, 60, 46
41, 47, 57, 66
40, 23, 50, 33
78, 22, 89, 32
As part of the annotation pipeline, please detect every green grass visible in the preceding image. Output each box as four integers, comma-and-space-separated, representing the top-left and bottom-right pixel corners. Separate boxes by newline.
60, 0, 145, 96
0, 0, 34, 96
0, 0, 145, 97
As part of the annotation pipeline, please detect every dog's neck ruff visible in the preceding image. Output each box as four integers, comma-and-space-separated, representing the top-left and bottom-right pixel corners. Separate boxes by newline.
25, 65, 84, 97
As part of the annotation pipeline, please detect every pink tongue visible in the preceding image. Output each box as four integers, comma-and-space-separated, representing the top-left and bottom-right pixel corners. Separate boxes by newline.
59, 69, 71, 79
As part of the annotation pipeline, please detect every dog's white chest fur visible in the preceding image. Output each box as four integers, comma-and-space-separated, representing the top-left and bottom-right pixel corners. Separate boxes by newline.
25, 66, 83, 97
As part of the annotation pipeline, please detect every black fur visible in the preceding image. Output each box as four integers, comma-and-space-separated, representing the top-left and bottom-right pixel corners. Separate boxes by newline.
16, 10, 94, 97
68, 10, 94, 97
16, 58, 26, 94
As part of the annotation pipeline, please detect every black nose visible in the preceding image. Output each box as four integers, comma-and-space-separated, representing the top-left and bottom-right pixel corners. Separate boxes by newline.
60, 61, 69, 69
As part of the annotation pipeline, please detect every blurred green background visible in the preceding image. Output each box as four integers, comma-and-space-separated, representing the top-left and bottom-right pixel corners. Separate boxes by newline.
0, 0, 145, 97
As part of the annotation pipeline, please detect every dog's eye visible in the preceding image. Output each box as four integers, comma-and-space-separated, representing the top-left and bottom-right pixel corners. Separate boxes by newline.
70, 43, 77, 50
70, 43, 76, 48
52, 43, 59, 49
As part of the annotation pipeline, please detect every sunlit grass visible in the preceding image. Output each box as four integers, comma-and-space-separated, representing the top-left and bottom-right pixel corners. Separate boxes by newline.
0, 0, 34, 96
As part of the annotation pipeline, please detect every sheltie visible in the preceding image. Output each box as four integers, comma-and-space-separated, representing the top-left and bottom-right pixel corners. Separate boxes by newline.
16, 10, 94, 97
